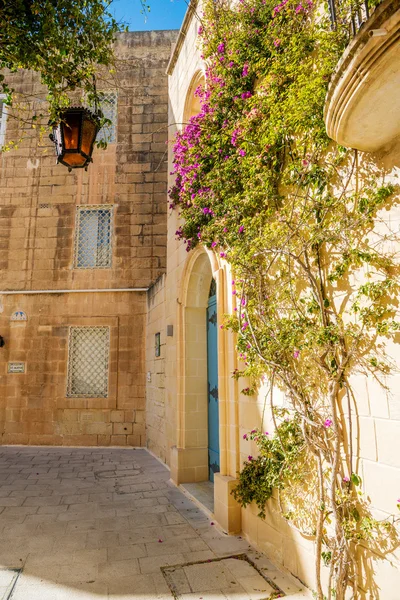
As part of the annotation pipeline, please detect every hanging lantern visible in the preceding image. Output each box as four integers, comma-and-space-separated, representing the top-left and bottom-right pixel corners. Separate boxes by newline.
50, 107, 100, 171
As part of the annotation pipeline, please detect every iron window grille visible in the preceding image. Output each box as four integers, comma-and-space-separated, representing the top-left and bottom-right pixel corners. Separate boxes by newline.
96, 91, 118, 144
75, 205, 113, 269
66, 326, 110, 398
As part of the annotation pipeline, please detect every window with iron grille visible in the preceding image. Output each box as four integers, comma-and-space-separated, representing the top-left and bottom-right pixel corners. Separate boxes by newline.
96, 91, 117, 143
67, 327, 110, 398
0, 95, 8, 148
75, 206, 113, 269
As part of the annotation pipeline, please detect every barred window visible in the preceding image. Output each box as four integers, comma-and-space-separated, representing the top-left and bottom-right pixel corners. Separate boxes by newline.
96, 91, 117, 143
0, 95, 8, 148
67, 327, 110, 398
75, 206, 113, 269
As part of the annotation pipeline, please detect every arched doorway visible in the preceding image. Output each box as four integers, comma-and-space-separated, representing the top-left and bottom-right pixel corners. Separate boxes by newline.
207, 278, 220, 482
171, 246, 242, 531
171, 247, 219, 486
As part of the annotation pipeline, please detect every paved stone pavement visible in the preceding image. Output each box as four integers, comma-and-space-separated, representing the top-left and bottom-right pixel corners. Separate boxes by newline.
0, 447, 310, 599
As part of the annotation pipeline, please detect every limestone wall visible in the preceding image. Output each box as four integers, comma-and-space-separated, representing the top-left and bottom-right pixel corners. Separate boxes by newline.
0, 30, 176, 292
161, 2, 205, 462
0, 291, 146, 446
0, 30, 177, 447
162, 2, 400, 597
145, 274, 167, 462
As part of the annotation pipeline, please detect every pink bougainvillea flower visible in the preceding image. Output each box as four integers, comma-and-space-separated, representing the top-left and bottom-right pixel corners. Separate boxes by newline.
242, 63, 249, 77
273, 38, 281, 48
220, 252, 226, 258
248, 455, 253, 461
232, 290, 236, 295
211, 241, 217, 248
158, 539, 163, 543
243, 434, 248, 440
324, 419, 333, 428
238, 225, 245, 233
223, 227, 228, 233
272, 0, 289, 17
232, 280, 235, 285
231, 129, 240, 146
241, 322, 248, 331
293, 350, 300, 358
343, 476, 350, 483
265, 432, 269, 436
217, 42, 225, 54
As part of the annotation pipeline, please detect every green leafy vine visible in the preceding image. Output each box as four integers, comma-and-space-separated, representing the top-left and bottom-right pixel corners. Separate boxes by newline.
169, 0, 400, 598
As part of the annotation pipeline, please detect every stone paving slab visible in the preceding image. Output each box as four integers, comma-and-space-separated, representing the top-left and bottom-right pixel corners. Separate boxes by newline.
0, 447, 310, 599
163, 556, 277, 599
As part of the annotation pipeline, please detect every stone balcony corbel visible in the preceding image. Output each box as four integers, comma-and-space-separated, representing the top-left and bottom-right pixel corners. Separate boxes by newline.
324, 0, 400, 152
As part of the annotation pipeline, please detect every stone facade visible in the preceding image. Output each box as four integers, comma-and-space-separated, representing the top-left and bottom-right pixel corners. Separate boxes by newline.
1, 5, 400, 598
145, 274, 167, 462
0, 291, 146, 446
0, 30, 177, 446
144, 2, 400, 598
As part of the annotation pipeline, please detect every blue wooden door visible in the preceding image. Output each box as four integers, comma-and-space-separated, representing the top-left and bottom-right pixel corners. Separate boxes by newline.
207, 284, 220, 482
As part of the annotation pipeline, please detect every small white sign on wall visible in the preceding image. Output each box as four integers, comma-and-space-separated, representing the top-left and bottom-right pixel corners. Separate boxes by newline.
8, 362, 26, 374
10, 311, 27, 322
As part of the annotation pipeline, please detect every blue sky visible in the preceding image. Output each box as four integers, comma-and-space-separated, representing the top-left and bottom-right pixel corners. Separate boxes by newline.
111, 0, 188, 31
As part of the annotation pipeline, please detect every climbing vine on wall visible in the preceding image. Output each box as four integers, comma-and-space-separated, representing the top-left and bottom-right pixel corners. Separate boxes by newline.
169, 0, 400, 598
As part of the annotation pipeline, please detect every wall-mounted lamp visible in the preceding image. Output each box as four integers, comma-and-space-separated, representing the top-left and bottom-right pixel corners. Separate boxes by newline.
49, 107, 100, 172
369, 29, 387, 37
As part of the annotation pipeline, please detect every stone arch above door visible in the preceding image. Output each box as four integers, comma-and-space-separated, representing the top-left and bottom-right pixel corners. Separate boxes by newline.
182, 70, 206, 124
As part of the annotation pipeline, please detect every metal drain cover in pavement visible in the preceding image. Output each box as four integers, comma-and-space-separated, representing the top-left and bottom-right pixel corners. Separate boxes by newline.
0, 569, 22, 600
162, 554, 284, 599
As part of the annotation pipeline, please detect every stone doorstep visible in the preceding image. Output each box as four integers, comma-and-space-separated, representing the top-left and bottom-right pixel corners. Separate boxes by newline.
161, 554, 284, 600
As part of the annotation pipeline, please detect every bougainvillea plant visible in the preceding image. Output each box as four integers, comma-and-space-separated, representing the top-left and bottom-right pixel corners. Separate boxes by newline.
169, 0, 400, 598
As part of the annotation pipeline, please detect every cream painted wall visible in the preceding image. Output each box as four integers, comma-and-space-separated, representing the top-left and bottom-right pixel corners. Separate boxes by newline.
145, 1, 400, 597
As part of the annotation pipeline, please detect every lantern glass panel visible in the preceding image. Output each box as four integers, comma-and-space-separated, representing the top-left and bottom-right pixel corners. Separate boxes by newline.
81, 117, 97, 156
62, 112, 81, 150
62, 153, 87, 168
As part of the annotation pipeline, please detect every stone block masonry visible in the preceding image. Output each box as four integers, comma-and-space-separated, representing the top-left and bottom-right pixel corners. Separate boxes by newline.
0, 30, 177, 447
0, 291, 147, 446
0, 31, 176, 293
